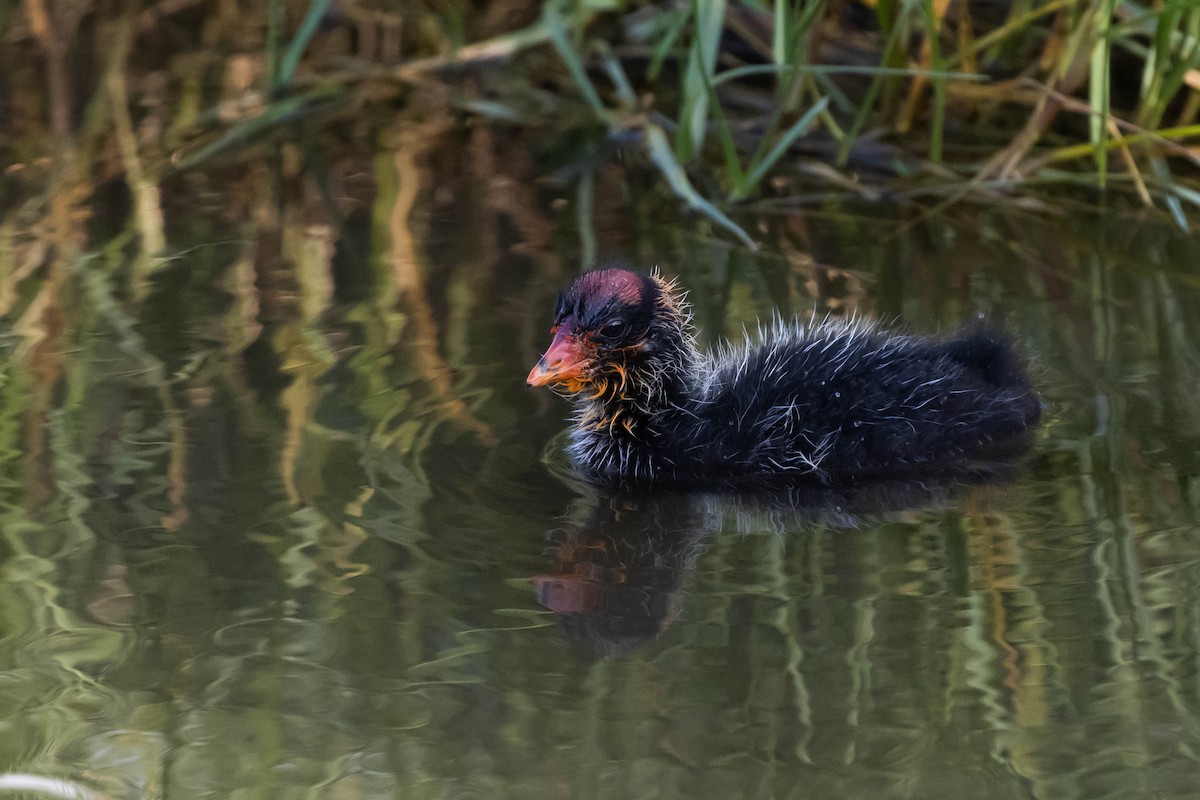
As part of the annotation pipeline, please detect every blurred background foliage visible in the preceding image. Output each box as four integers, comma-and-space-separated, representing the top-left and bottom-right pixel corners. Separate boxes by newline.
3, 0, 1200, 262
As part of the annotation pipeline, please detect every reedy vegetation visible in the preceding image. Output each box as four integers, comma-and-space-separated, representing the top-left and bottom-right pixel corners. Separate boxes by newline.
2, 0, 1199, 270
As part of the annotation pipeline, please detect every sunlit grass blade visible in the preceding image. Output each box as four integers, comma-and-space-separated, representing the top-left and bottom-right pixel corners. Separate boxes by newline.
1165, 180, 1200, 210
1163, 191, 1188, 231
1030, 123, 1200, 167
458, 100, 525, 122
1089, 0, 1117, 185
598, 42, 637, 110
1162, 181, 1200, 231
644, 123, 756, 249
773, 0, 789, 66
1149, 157, 1192, 230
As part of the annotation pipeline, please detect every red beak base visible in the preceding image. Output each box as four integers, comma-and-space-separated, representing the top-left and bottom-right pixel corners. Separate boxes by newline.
527, 326, 589, 389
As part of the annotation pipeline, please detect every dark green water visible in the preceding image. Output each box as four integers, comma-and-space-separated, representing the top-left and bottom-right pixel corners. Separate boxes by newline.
2, 143, 1200, 799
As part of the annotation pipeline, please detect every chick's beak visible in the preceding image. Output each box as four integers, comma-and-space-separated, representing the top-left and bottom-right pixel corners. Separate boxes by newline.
527, 326, 588, 387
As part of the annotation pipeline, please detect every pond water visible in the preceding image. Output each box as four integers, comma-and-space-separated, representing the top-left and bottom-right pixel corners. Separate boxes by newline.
3, 126, 1200, 800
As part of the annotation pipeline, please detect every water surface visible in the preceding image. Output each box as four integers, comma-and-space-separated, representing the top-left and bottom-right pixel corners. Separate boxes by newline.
2, 132, 1200, 799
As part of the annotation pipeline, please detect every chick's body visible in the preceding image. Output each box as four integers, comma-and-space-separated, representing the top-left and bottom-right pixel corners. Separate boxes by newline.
528, 266, 1040, 487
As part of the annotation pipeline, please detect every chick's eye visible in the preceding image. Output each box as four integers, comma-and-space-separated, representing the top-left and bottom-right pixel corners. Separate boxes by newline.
601, 319, 627, 338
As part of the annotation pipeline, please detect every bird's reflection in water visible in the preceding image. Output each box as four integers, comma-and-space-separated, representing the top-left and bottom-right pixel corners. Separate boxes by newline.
532, 458, 1031, 657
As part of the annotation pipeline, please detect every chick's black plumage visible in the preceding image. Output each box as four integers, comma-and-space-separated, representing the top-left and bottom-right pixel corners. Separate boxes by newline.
527, 266, 1041, 487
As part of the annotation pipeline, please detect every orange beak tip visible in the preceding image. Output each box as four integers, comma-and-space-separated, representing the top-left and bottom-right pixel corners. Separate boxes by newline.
528, 326, 588, 389
526, 361, 587, 389
526, 363, 552, 387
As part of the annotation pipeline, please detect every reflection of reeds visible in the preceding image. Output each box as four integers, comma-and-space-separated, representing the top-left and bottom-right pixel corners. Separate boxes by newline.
102, 11, 166, 295
0, 198, 1198, 797
384, 114, 496, 448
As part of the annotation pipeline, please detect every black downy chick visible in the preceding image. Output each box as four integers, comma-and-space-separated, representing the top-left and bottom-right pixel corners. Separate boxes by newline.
527, 266, 1041, 487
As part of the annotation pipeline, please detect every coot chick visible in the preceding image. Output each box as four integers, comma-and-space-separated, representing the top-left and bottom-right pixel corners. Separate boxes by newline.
527, 266, 1041, 487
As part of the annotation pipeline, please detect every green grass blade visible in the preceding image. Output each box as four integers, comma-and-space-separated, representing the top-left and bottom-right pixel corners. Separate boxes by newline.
773, 0, 824, 119
876, 0, 898, 36
647, 7, 689, 81
1164, 192, 1189, 230
837, 15, 910, 167
736, 96, 830, 199
598, 43, 637, 110
1089, 0, 1117, 186
644, 124, 756, 249
693, 33, 747, 194
922, 0, 947, 164
812, 70, 854, 114
676, 0, 726, 161
1143, 3, 1200, 127
941, 0, 1078, 70
713, 63, 987, 85
173, 89, 342, 171
773, 0, 788, 65
701, 74, 747, 193
1135, 4, 1177, 124
545, 6, 607, 119
577, 169, 596, 265
1166, 182, 1200, 211
1033, 123, 1200, 167
1149, 157, 1190, 230
277, 0, 336, 90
